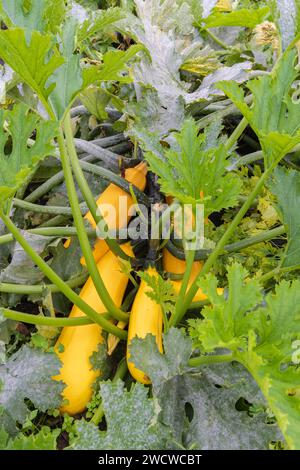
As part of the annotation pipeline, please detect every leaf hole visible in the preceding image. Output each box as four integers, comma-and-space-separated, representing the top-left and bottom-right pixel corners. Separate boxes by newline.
184, 402, 194, 423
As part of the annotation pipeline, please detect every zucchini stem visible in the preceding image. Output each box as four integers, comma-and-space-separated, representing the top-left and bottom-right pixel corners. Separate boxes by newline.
64, 113, 130, 262
57, 128, 128, 323
189, 353, 234, 367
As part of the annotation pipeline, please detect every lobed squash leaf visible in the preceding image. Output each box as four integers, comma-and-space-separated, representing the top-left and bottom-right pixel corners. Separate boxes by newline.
0, 345, 63, 435
68, 380, 171, 450
189, 263, 300, 449
0, 104, 58, 206
129, 328, 281, 449
218, 47, 300, 166
141, 118, 241, 215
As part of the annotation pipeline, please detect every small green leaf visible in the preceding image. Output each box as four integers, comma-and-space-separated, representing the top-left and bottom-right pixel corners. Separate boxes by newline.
78, 7, 126, 44
218, 47, 300, 166
204, 7, 270, 28
138, 272, 177, 316
48, 18, 83, 120
95, 45, 144, 83
0, 28, 64, 103
0, 104, 58, 205
43, 0, 68, 34
0, 426, 60, 450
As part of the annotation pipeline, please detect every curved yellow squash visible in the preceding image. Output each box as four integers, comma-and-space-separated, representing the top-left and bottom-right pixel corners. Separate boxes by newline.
127, 267, 163, 384
163, 249, 223, 302
53, 243, 133, 415
82, 162, 147, 264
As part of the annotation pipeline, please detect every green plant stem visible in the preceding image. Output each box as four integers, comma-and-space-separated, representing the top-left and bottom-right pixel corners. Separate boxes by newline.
206, 29, 229, 50
171, 166, 274, 326
2, 309, 100, 327
166, 225, 285, 261
259, 264, 300, 284
225, 226, 285, 253
57, 127, 128, 323
225, 117, 248, 151
188, 299, 210, 310
39, 215, 70, 228
0, 211, 127, 339
25, 170, 66, 203
91, 358, 128, 426
64, 114, 129, 261
13, 198, 87, 216
197, 95, 252, 130
0, 272, 88, 294
171, 249, 195, 326
232, 150, 263, 169
189, 353, 234, 367
0, 227, 96, 246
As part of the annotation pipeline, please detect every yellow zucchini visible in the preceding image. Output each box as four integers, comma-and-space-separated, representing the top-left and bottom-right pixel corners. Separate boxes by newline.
82, 162, 147, 265
127, 267, 163, 384
53, 242, 133, 415
163, 249, 223, 302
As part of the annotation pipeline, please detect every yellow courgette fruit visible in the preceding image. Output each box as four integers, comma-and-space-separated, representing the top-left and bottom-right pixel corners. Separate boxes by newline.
53, 242, 133, 415
81, 162, 147, 265
127, 267, 163, 384
163, 249, 223, 302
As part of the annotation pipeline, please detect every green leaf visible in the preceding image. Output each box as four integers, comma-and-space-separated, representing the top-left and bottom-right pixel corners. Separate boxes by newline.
142, 118, 242, 215
138, 272, 177, 316
68, 381, 171, 450
0, 232, 56, 285
80, 86, 124, 120
268, 167, 300, 267
95, 45, 144, 83
0, 345, 63, 435
0, 28, 64, 104
218, 48, 300, 166
204, 7, 270, 28
43, 0, 68, 33
78, 7, 126, 43
189, 264, 300, 449
48, 18, 83, 120
0, 104, 58, 205
0, 426, 59, 450
0, 0, 47, 31
129, 328, 192, 394
130, 328, 281, 449
127, 88, 185, 137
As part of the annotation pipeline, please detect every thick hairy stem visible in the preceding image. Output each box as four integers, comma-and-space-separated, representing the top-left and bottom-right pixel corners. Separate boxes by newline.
57, 128, 128, 323
64, 113, 129, 261
189, 353, 234, 367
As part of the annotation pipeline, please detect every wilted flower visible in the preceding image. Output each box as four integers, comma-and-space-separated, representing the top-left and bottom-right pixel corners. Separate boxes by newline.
254, 21, 279, 51
216, 0, 232, 12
